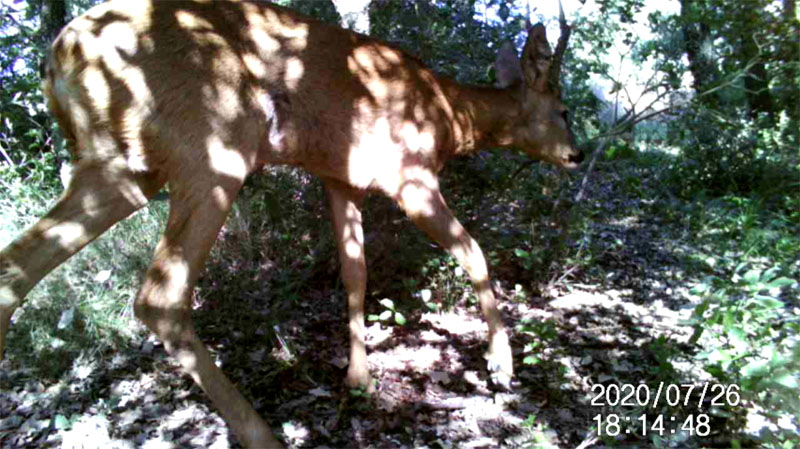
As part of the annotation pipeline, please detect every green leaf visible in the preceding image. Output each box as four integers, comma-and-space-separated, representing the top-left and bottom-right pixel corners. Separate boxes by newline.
57, 307, 75, 330
367, 314, 380, 321
689, 326, 704, 345
523, 355, 540, 365
743, 269, 760, 285
420, 289, 432, 302
379, 310, 392, 321
768, 353, 790, 369
54, 414, 70, 430
691, 283, 710, 295
761, 266, 780, 283
692, 299, 711, 318
728, 327, 749, 351
772, 371, 798, 389
722, 309, 736, 330
394, 312, 406, 325
514, 248, 530, 259
349, 388, 368, 397
766, 277, 796, 289
734, 262, 749, 274
754, 296, 784, 309
741, 359, 769, 379
379, 298, 395, 310
709, 349, 731, 363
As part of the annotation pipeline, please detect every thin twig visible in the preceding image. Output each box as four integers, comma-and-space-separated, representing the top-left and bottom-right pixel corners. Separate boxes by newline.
545, 136, 609, 288
574, 137, 609, 204
0, 143, 14, 166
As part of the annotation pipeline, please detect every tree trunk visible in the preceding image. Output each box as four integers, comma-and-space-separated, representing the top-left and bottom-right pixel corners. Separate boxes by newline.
781, 0, 799, 123
740, 31, 774, 120
680, 0, 720, 108
38, 0, 68, 160
40, 0, 67, 47
731, 2, 775, 121
785, 0, 796, 19
39, 0, 67, 76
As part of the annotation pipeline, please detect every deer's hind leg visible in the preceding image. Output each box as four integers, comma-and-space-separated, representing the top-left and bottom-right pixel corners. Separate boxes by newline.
133, 168, 278, 448
0, 161, 164, 357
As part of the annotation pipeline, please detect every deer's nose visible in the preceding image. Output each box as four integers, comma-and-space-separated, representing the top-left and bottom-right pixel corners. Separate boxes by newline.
568, 150, 584, 165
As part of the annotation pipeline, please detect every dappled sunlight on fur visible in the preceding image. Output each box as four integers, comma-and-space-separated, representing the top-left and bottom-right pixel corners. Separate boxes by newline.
0, 1, 580, 447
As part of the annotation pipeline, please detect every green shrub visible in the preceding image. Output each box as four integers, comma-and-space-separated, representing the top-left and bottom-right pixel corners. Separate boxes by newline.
688, 264, 799, 446
668, 107, 798, 198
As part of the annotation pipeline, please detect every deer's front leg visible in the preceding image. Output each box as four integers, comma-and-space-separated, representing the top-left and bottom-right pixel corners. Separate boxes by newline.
326, 181, 372, 391
0, 164, 163, 358
395, 178, 513, 388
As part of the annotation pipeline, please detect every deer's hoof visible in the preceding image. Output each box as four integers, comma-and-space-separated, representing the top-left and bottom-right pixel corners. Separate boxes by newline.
345, 366, 376, 393
489, 367, 513, 390
486, 338, 514, 390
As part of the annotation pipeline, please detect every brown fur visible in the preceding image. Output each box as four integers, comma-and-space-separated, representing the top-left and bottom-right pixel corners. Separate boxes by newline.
1, 1, 581, 447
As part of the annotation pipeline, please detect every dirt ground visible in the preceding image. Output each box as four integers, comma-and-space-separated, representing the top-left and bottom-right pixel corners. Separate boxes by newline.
0, 161, 755, 448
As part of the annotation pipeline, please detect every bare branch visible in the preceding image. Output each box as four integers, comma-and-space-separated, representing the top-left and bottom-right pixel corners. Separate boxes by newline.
0, 143, 14, 167
574, 137, 608, 203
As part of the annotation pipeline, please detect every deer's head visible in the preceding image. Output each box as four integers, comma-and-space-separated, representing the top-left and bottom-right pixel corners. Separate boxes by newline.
495, 24, 583, 169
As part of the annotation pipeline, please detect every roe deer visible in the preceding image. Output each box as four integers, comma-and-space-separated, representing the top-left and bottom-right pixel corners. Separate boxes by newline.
0, 0, 582, 446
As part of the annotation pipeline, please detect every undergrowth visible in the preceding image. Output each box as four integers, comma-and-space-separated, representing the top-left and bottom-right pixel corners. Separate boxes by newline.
1, 163, 167, 380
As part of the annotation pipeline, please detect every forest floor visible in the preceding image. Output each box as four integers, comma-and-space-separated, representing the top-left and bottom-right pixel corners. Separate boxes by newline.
0, 153, 795, 448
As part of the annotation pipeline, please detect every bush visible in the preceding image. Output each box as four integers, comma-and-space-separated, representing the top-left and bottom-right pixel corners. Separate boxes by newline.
688, 264, 799, 446
667, 106, 798, 198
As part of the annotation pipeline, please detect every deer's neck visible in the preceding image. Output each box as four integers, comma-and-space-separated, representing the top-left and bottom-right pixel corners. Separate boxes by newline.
444, 82, 521, 156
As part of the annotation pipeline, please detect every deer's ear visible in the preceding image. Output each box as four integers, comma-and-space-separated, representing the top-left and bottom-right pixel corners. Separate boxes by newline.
521, 23, 552, 92
494, 41, 522, 88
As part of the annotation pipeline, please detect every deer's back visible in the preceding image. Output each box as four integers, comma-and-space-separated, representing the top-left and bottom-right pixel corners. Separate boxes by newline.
44, 0, 455, 191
